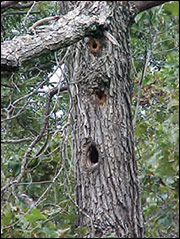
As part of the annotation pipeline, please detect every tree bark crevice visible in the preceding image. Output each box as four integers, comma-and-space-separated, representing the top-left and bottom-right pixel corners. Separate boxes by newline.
66, 2, 144, 237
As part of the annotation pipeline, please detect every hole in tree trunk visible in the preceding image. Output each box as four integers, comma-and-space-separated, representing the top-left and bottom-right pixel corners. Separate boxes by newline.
88, 39, 101, 53
95, 90, 106, 105
92, 42, 97, 49
88, 144, 99, 164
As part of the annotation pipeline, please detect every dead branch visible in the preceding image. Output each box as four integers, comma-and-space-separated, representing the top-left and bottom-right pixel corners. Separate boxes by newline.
1, 2, 111, 71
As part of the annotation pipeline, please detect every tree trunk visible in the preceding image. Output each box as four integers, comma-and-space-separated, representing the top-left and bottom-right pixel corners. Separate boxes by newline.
67, 2, 144, 238
1, 1, 169, 237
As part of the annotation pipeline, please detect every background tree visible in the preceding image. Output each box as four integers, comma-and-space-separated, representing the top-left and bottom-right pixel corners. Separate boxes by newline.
1, 1, 179, 238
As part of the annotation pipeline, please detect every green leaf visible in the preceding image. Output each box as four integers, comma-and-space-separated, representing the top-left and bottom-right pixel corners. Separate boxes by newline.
163, 2, 179, 16
75, 226, 88, 237
25, 208, 46, 224
1, 209, 13, 226
134, 12, 144, 23
159, 214, 171, 227
38, 226, 58, 238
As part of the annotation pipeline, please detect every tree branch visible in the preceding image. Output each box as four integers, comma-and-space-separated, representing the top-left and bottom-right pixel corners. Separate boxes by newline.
131, 1, 169, 13
1, 1, 18, 10
1, 84, 63, 194
1, 2, 111, 72
1, 1, 33, 11
1, 137, 33, 144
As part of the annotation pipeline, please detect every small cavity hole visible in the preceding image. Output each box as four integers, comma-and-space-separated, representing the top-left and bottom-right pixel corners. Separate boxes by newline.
92, 42, 98, 49
88, 144, 99, 164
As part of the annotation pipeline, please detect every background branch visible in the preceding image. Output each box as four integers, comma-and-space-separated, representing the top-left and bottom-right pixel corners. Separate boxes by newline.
131, 1, 169, 13
1, 1, 18, 10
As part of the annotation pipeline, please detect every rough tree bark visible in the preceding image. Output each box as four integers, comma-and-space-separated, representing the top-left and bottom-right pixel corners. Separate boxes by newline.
64, 1, 167, 238
66, 2, 144, 238
1, 2, 111, 71
1, 1, 168, 238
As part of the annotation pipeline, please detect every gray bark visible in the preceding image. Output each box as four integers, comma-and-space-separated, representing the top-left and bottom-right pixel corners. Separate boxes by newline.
1, 2, 111, 71
1, 1, 168, 237
67, 2, 144, 238
1, 1, 167, 72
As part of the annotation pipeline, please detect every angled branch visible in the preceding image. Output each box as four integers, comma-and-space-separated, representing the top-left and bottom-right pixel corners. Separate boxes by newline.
1, 2, 111, 72
1, 1, 18, 10
1, 84, 63, 194
131, 1, 169, 13
1, 137, 33, 144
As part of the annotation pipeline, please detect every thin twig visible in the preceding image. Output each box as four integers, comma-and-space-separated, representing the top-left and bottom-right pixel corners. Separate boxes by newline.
1, 138, 33, 144
1, 82, 67, 194
133, 32, 158, 129
22, 1, 37, 26
1, 165, 64, 230
133, 50, 151, 128
29, 16, 60, 32
133, 5, 164, 129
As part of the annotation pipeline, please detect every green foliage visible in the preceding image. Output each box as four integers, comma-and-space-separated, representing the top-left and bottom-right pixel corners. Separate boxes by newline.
101, 232, 116, 238
131, 2, 179, 238
163, 1, 179, 16
1, 2, 77, 238
25, 208, 47, 224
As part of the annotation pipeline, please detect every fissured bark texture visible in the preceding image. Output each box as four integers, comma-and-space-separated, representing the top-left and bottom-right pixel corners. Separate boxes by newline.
66, 2, 144, 238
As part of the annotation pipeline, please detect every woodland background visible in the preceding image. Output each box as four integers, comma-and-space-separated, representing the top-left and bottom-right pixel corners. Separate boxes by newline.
1, 1, 179, 238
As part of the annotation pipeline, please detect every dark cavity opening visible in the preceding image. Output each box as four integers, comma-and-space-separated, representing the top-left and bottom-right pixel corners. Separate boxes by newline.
88, 38, 101, 53
95, 90, 106, 105
88, 144, 99, 164
92, 42, 98, 49
96, 90, 104, 99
